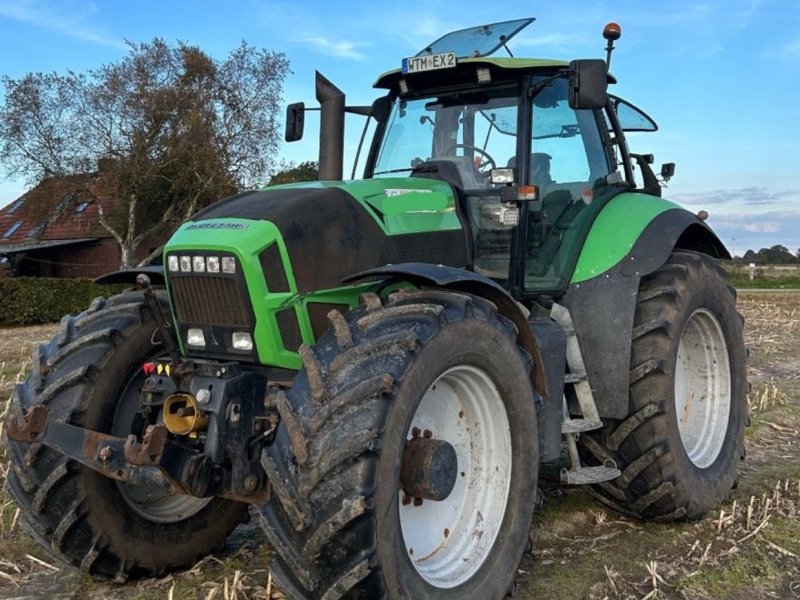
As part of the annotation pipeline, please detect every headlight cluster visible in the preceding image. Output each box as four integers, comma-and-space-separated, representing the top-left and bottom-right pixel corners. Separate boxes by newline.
186, 328, 253, 351
168, 254, 236, 274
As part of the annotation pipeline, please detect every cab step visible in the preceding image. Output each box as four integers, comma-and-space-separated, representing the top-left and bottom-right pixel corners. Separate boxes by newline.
551, 302, 621, 487
560, 463, 621, 485
561, 418, 603, 434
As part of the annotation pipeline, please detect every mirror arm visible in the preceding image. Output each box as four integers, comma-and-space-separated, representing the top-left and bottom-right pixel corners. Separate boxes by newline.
529, 72, 565, 102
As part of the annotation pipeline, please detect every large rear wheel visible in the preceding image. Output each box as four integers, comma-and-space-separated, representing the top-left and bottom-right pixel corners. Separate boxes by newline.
259, 289, 538, 599
579, 251, 747, 519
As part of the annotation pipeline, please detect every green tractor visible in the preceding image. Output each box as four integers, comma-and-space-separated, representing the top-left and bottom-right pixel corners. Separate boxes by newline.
6, 18, 745, 600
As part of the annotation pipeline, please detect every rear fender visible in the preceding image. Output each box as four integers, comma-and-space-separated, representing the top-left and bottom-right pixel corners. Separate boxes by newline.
562, 208, 730, 419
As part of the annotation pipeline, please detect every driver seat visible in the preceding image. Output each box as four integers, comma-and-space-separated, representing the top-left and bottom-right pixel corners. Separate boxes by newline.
506, 152, 554, 190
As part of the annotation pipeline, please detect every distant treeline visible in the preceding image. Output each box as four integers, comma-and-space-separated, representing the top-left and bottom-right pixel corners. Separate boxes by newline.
732, 245, 800, 264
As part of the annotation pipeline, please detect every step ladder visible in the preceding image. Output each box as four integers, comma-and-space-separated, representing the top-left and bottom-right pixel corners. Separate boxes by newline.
550, 303, 621, 485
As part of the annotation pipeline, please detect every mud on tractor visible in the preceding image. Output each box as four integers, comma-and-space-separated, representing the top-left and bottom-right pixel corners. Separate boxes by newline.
6, 18, 746, 600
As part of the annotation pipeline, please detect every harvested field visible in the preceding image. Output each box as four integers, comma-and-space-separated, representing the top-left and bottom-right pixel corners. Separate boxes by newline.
0, 291, 798, 599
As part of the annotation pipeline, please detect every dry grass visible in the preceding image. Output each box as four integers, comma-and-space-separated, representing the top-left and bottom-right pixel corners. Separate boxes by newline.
1, 293, 800, 599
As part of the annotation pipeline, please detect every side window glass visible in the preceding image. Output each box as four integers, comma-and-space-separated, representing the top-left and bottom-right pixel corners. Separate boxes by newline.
531, 78, 610, 194
609, 96, 657, 132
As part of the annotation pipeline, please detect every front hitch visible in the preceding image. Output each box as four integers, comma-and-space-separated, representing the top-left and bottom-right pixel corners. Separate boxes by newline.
7, 405, 271, 504
8, 406, 201, 493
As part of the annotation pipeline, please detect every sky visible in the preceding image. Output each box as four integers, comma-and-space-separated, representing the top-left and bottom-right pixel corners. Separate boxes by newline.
0, 0, 798, 256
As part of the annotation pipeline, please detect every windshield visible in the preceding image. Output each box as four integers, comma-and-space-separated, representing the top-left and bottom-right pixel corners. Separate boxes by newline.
374, 87, 520, 191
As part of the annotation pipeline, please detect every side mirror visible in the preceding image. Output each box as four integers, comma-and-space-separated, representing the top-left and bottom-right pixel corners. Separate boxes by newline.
285, 102, 305, 142
568, 59, 608, 110
371, 95, 391, 122
660, 162, 675, 181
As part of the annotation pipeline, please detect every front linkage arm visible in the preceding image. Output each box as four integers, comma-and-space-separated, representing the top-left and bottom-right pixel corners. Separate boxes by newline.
8, 406, 231, 498
7, 402, 276, 505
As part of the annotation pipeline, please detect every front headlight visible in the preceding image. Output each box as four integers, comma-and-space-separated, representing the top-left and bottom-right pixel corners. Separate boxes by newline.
187, 328, 206, 348
232, 332, 253, 351
221, 256, 237, 274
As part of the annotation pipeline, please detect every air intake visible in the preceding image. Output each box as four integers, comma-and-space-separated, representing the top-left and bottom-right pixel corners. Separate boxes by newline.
171, 276, 252, 328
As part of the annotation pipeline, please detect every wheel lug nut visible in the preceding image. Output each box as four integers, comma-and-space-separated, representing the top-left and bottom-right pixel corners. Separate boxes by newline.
411, 427, 421, 438
423, 429, 432, 438
402, 495, 412, 506
413, 497, 423, 507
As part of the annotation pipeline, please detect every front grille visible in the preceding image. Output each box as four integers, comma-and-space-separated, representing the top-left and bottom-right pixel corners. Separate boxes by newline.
171, 276, 252, 327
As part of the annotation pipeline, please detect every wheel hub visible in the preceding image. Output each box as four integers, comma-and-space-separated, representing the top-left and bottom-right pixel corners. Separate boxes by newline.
401, 436, 458, 501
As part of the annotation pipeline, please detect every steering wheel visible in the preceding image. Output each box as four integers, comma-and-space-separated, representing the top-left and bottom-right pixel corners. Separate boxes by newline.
451, 143, 497, 173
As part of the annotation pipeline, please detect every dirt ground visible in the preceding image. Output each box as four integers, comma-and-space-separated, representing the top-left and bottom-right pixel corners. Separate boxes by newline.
0, 291, 798, 599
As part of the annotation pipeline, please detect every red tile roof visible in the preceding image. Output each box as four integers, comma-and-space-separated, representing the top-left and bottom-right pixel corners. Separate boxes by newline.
0, 175, 114, 248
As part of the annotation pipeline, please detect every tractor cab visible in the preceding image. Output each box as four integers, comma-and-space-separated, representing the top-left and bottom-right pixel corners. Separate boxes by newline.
359, 19, 668, 295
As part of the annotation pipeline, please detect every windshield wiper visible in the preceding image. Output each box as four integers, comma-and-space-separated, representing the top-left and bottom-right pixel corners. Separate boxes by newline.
373, 167, 414, 175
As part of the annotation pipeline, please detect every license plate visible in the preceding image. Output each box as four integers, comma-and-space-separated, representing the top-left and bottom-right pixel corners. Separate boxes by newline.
402, 52, 457, 74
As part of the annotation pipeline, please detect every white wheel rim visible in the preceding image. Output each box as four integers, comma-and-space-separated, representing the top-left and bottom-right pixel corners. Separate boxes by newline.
399, 365, 512, 588
674, 308, 731, 468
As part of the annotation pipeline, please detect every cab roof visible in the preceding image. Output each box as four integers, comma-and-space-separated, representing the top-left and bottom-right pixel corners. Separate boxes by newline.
374, 57, 615, 94
374, 57, 572, 91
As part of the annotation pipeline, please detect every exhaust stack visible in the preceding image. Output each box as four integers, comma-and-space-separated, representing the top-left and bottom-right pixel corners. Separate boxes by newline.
316, 71, 345, 181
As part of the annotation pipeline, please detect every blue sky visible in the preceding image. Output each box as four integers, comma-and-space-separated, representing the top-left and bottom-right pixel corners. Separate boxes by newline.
0, 0, 798, 255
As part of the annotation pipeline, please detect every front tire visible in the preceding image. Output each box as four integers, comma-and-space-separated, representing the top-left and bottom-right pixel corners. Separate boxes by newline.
579, 251, 747, 519
259, 289, 538, 599
5, 291, 247, 579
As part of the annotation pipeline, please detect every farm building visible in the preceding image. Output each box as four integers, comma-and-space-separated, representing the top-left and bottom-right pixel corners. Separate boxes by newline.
0, 175, 164, 278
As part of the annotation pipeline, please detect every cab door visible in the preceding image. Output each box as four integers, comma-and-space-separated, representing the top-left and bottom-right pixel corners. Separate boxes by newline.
521, 77, 615, 293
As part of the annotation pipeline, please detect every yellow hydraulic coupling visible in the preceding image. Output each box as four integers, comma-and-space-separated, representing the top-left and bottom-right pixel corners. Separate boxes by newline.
162, 393, 208, 435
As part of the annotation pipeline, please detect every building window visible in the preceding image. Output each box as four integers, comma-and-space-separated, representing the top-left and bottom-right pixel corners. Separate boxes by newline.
75, 202, 90, 213
26, 222, 45, 239
7, 198, 24, 213
3, 221, 22, 238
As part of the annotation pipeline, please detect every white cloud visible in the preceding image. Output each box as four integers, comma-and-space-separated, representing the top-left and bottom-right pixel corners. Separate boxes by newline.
672, 187, 800, 206
705, 209, 800, 254
294, 34, 366, 61
0, 0, 125, 49
742, 221, 780, 233
781, 36, 800, 58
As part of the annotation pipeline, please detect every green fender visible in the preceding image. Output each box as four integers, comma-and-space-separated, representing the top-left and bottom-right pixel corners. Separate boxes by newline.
560, 192, 729, 419
570, 192, 728, 284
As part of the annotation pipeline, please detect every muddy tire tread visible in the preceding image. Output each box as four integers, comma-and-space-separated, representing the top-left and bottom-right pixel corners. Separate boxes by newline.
260, 289, 529, 599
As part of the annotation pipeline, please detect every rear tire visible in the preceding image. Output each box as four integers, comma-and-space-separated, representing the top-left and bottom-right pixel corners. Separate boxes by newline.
5, 291, 247, 580
579, 251, 746, 519
259, 289, 538, 599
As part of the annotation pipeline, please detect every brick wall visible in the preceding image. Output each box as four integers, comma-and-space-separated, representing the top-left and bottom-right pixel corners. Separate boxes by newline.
15, 239, 121, 279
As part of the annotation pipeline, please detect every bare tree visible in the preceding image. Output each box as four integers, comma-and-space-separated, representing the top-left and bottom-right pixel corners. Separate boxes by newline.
0, 40, 289, 267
